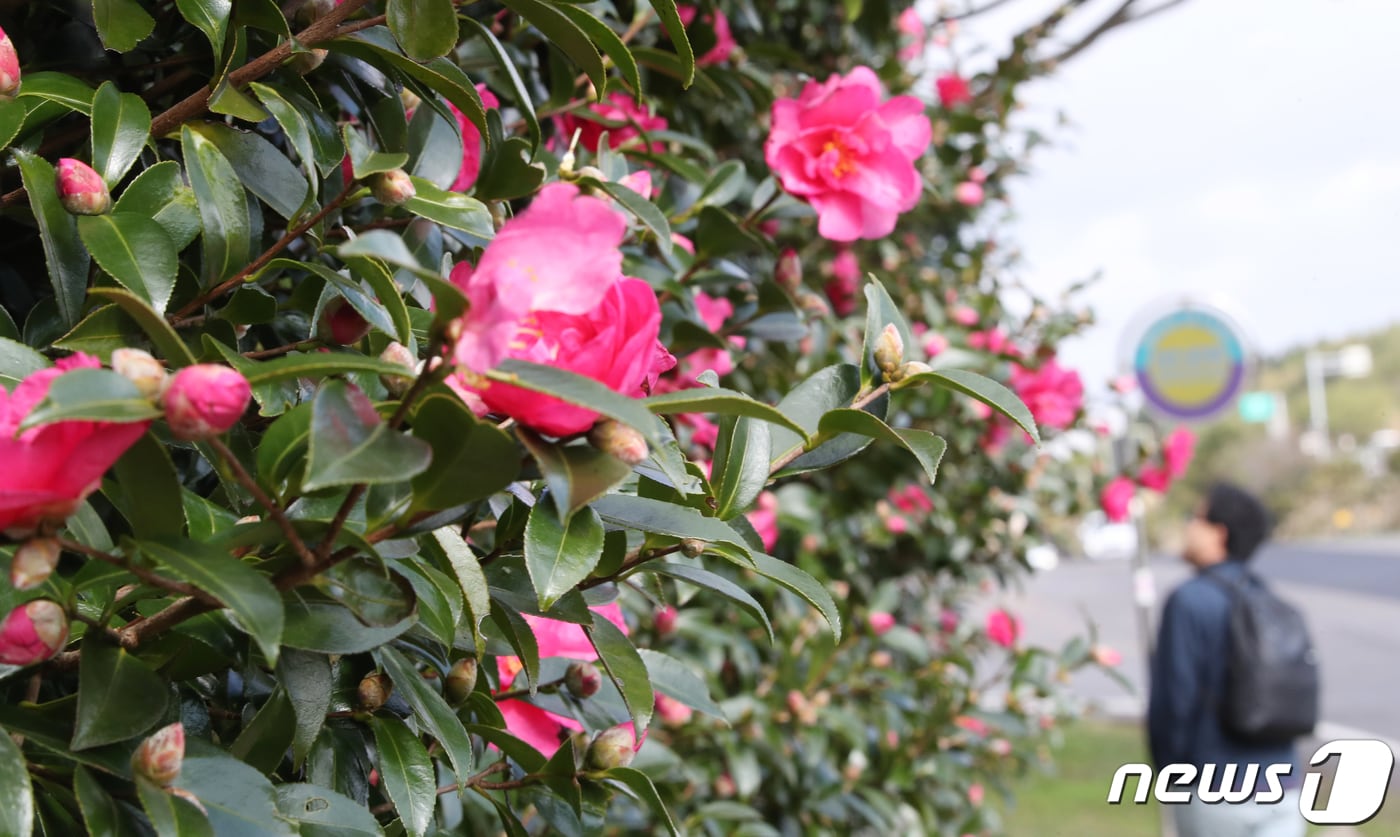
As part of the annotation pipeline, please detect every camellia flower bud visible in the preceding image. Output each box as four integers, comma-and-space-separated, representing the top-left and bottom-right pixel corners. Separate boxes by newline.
111, 348, 169, 400
867, 611, 896, 636
588, 419, 649, 466
56, 159, 112, 216
873, 324, 904, 377
398, 87, 421, 113
288, 47, 327, 75
585, 724, 637, 771
132, 722, 185, 786
445, 657, 478, 704
892, 360, 932, 386
378, 341, 416, 396
358, 671, 393, 711
564, 661, 602, 699
371, 168, 416, 206
653, 605, 678, 636
319, 298, 371, 345
162, 364, 252, 440
10, 537, 61, 590
775, 248, 802, 293
679, 538, 706, 558
0, 600, 69, 665
0, 26, 19, 100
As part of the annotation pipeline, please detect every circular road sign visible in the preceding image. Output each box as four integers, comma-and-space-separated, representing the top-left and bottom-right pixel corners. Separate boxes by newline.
1132, 304, 1250, 421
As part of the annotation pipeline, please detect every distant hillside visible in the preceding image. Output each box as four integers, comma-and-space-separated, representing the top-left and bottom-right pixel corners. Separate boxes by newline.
1255, 324, 1400, 440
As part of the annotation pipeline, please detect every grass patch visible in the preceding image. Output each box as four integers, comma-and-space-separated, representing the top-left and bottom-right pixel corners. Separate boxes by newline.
1000, 719, 1400, 837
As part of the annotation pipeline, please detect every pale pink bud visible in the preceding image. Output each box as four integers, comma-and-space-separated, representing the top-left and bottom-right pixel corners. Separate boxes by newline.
445, 657, 477, 704
1092, 645, 1122, 667
775, 249, 802, 293
319, 298, 371, 345
939, 610, 959, 633
653, 605, 678, 636
968, 783, 985, 806
111, 348, 169, 400
989, 737, 1012, 757
378, 342, 416, 396
588, 419, 649, 466
0, 26, 18, 100
869, 650, 893, 669
618, 170, 653, 200
56, 159, 111, 216
10, 538, 60, 590
161, 365, 252, 440
922, 332, 949, 357
1110, 374, 1137, 394
714, 773, 737, 797
950, 305, 979, 326
371, 169, 415, 206
585, 724, 638, 770
133, 723, 185, 786
867, 612, 896, 636
886, 515, 909, 534
954, 181, 984, 207
654, 693, 693, 727
968, 166, 987, 184
565, 661, 601, 699
671, 233, 696, 255
0, 600, 68, 665
873, 324, 904, 375
357, 671, 392, 710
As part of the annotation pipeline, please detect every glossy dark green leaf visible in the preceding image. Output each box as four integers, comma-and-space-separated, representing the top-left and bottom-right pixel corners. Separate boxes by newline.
77, 213, 178, 314
181, 125, 251, 287
342, 256, 413, 344
590, 494, 751, 554
175, 0, 231, 56
861, 276, 917, 387
373, 647, 475, 784
370, 717, 435, 837
92, 0, 157, 51
768, 363, 882, 476
274, 784, 384, 837
336, 230, 446, 285
343, 125, 409, 179
487, 600, 538, 692
0, 100, 22, 151
711, 416, 770, 520
17, 72, 97, 114
137, 777, 215, 837
109, 432, 185, 539
330, 29, 487, 136
487, 360, 670, 447
556, 6, 642, 104
242, 351, 417, 388
256, 404, 312, 497
73, 767, 123, 837
901, 367, 1041, 445
138, 539, 284, 665
472, 116, 546, 201
319, 557, 417, 627
464, 725, 546, 773
525, 502, 604, 611
89, 288, 197, 367
0, 337, 50, 390
0, 723, 34, 836
20, 368, 160, 430
15, 150, 89, 327
73, 637, 169, 750
277, 650, 333, 768
736, 548, 841, 641
637, 649, 724, 720
90, 82, 150, 186
281, 599, 415, 654
458, 17, 539, 151
815, 409, 947, 485
594, 180, 671, 256
189, 123, 309, 220
644, 387, 808, 439
430, 527, 490, 657
403, 177, 495, 237
517, 431, 631, 521
52, 305, 142, 358
642, 563, 772, 642
604, 767, 680, 836
646, 0, 694, 87
176, 751, 297, 836
387, 0, 458, 62
410, 395, 520, 513
586, 614, 653, 741
113, 161, 201, 251
304, 380, 432, 491
229, 689, 296, 775
249, 82, 342, 178
501, 0, 607, 97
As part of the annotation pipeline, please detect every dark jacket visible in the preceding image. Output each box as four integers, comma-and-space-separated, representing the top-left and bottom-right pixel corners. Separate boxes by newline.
1147, 559, 1298, 790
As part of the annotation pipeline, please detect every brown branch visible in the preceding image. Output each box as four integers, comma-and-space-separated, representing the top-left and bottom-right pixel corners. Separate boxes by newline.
242, 339, 322, 360
56, 538, 216, 605
491, 677, 565, 702
1041, 0, 1135, 67
207, 438, 319, 568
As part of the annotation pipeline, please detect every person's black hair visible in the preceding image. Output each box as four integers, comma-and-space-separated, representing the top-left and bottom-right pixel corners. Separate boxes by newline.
1203, 482, 1272, 560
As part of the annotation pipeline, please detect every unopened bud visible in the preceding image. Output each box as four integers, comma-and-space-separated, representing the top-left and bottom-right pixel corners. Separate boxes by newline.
287, 47, 327, 75
588, 419, 649, 466
0, 26, 19, 100
445, 657, 478, 703
10, 538, 60, 590
653, 605, 678, 636
798, 291, 830, 318
0, 600, 68, 665
357, 671, 392, 711
873, 324, 904, 377
371, 169, 415, 206
557, 149, 577, 179
56, 159, 112, 216
775, 249, 802, 293
564, 661, 601, 698
319, 298, 371, 345
133, 722, 185, 786
161, 364, 252, 440
574, 165, 606, 182
893, 361, 932, 384
714, 773, 737, 797
378, 342, 416, 393
398, 87, 421, 113
679, 538, 706, 558
111, 348, 169, 399
489, 201, 508, 232
869, 650, 893, 669
585, 724, 637, 770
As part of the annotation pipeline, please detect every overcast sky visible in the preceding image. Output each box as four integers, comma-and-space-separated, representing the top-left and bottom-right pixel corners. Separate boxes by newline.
949, 0, 1400, 393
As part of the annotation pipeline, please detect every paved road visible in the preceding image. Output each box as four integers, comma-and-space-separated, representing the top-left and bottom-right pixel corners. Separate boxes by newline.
1256, 539, 1400, 601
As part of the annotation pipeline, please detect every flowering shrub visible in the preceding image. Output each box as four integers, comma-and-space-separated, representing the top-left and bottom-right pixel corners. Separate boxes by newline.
0, 0, 1169, 834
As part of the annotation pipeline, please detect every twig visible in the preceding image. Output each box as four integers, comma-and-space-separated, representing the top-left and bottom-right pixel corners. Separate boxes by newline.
370, 762, 517, 815
242, 339, 321, 359
207, 438, 319, 568
55, 538, 215, 605
491, 676, 565, 702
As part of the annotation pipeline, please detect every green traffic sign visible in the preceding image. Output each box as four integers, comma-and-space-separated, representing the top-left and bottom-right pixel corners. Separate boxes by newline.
1238, 391, 1275, 423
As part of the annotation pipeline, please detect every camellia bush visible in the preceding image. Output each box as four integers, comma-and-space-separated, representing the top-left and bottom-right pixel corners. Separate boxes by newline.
0, 0, 1174, 834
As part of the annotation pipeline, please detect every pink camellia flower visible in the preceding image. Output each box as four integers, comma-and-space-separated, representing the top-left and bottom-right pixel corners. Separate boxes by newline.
886, 514, 909, 534
1009, 358, 1083, 431
950, 305, 979, 326
867, 612, 896, 635
162, 364, 252, 441
985, 608, 1021, 648
897, 7, 925, 61
671, 232, 695, 255
968, 166, 987, 184
1101, 476, 1136, 523
935, 73, 972, 108
889, 484, 934, 515
923, 332, 949, 357
765, 67, 931, 242
0, 26, 18, 99
940, 610, 960, 633
968, 783, 985, 806
954, 715, 988, 736
0, 600, 68, 665
1137, 464, 1170, 493
825, 248, 861, 316
558, 92, 668, 153
677, 292, 736, 381
55, 158, 111, 215
654, 693, 694, 727
747, 491, 779, 552
1092, 645, 1123, 667
1162, 427, 1195, 477
446, 86, 499, 192
953, 181, 984, 206
0, 354, 149, 537
677, 5, 737, 66
618, 169, 653, 200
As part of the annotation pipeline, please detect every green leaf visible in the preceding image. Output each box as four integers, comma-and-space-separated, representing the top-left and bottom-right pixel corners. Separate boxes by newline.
374, 647, 475, 784
0, 722, 35, 836
902, 367, 1041, 445
89, 288, 198, 367
593, 180, 671, 256
458, 16, 539, 151
644, 387, 808, 440
318, 557, 417, 628
464, 724, 546, 774
92, 0, 157, 52
488, 601, 538, 692
342, 256, 413, 344
396, 560, 459, 647
52, 305, 143, 358
330, 28, 488, 137
642, 563, 772, 642
73, 637, 169, 750
176, 751, 297, 836
517, 431, 631, 521
555, 6, 642, 105
175, 0, 231, 56
487, 359, 670, 447
500, 0, 607, 97
767, 363, 880, 476
73, 767, 123, 837
181, 125, 251, 287
525, 502, 604, 611
343, 125, 410, 180
242, 351, 417, 388
229, 689, 296, 774
370, 717, 435, 837
0, 337, 49, 390
861, 276, 916, 387
137, 777, 215, 837
20, 368, 160, 430
586, 614, 653, 742
604, 767, 680, 837
274, 784, 384, 837
815, 409, 947, 485
113, 161, 201, 251
90, 82, 151, 186
281, 599, 415, 654
403, 177, 495, 237
0, 100, 24, 152
189, 123, 309, 221
387, 0, 458, 62
277, 650, 333, 769
637, 649, 724, 720
645, 0, 694, 87
304, 380, 433, 492
409, 395, 519, 513
590, 494, 751, 553
109, 432, 185, 539
138, 538, 285, 665
710, 416, 770, 520
77, 213, 178, 314
249, 82, 336, 179
430, 527, 490, 657
17, 72, 97, 115
734, 549, 842, 641
336, 230, 446, 286
15, 150, 89, 328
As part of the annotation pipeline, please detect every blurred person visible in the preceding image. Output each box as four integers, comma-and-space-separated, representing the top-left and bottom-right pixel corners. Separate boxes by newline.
1148, 483, 1313, 837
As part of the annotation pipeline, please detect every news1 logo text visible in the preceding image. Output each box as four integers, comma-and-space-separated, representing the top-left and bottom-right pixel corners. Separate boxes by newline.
1107, 739, 1397, 825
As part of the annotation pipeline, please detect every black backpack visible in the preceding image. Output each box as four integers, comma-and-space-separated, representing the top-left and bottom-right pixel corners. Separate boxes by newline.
1204, 569, 1320, 744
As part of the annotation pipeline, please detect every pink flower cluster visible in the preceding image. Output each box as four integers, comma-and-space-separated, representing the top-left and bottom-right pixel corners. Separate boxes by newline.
1009, 358, 1084, 431
1100, 427, 1196, 520
677, 5, 737, 66
558, 93, 668, 153
985, 609, 1021, 648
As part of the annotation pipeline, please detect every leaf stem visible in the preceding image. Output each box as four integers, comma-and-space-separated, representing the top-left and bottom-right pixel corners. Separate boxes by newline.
207, 438, 319, 568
